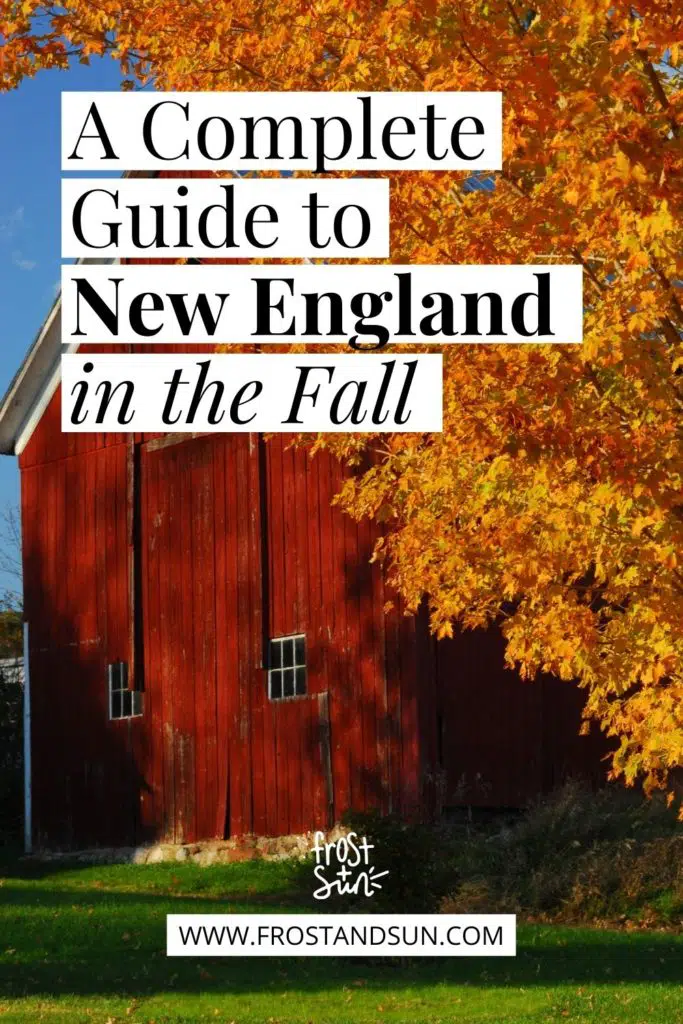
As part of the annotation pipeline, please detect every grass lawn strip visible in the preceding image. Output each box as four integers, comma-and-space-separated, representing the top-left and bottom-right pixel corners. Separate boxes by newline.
0, 858, 681, 1023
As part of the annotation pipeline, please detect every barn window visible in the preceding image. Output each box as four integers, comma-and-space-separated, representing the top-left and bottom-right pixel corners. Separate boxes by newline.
108, 662, 143, 720
268, 635, 307, 699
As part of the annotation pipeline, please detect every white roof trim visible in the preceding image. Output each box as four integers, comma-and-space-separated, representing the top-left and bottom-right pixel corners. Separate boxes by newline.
0, 169, 162, 457
0, 293, 63, 457
0, 259, 114, 456
14, 330, 78, 458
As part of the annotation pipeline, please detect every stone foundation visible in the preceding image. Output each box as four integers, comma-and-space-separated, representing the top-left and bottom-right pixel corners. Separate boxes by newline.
26, 825, 350, 866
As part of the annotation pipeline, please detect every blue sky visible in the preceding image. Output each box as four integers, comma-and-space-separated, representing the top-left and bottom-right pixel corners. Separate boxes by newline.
0, 58, 125, 593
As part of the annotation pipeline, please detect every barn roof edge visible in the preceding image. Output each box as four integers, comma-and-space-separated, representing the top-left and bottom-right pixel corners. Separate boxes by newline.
0, 170, 157, 458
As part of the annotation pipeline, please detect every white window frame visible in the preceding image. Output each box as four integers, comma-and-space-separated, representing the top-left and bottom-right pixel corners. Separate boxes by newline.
267, 633, 307, 700
108, 661, 143, 720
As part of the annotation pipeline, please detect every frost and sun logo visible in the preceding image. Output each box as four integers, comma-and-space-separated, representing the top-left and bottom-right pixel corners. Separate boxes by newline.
312, 831, 389, 901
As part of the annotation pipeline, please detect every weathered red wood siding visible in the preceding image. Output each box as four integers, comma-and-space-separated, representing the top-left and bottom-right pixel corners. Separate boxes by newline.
435, 627, 608, 809
20, 393, 607, 845
20, 384, 424, 846
22, 423, 137, 845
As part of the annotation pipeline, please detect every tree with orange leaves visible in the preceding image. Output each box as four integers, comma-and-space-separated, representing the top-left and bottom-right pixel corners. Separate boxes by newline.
1, 1, 682, 804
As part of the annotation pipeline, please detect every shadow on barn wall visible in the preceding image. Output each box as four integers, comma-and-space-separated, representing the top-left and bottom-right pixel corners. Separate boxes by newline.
20, 409, 607, 851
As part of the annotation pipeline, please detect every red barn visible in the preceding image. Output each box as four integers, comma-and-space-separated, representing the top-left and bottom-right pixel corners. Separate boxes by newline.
0, 200, 605, 852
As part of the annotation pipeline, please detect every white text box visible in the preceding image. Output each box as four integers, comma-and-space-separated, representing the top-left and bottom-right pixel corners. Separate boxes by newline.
62, 92, 502, 172
167, 913, 516, 956
61, 264, 583, 346
61, 353, 443, 433
62, 177, 389, 259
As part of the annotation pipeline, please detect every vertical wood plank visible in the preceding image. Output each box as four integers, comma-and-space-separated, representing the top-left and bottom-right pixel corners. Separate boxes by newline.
213, 437, 230, 839
234, 434, 253, 834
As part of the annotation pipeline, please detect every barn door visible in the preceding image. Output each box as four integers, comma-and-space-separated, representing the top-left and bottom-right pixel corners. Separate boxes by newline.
140, 435, 219, 843
223, 434, 332, 839
140, 432, 332, 843
251, 435, 334, 837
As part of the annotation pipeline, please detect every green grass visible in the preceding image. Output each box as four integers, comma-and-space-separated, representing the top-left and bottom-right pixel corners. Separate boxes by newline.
1, 852, 682, 1023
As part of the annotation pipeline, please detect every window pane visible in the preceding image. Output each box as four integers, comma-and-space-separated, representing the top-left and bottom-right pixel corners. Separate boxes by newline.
109, 661, 130, 694
109, 663, 120, 693
270, 640, 282, 670
132, 691, 143, 716
111, 691, 122, 719
282, 638, 295, 669
268, 638, 307, 699
121, 690, 132, 718
283, 668, 295, 697
270, 671, 282, 700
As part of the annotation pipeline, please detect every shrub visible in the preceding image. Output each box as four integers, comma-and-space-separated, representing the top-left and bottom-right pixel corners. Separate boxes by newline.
0, 661, 23, 844
442, 781, 683, 926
